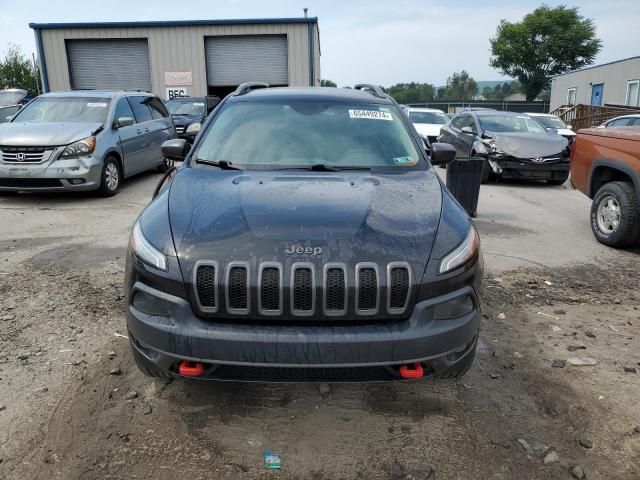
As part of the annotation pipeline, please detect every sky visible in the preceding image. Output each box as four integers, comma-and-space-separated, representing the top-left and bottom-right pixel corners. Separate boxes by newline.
1, 0, 638, 87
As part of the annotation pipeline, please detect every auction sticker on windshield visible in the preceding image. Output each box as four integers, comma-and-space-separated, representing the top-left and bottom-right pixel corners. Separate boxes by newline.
349, 109, 393, 121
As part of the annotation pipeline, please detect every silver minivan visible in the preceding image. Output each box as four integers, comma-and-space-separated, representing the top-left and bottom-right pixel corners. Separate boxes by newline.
0, 91, 176, 196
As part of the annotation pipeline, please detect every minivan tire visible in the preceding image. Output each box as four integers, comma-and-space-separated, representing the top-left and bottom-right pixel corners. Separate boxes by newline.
590, 181, 640, 248
98, 156, 121, 197
157, 156, 174, 173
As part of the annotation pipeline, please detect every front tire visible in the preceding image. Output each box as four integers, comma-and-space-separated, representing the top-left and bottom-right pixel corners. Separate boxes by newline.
98, 157, 121, 197
590, 181, 640, 248
480, 159, 495, 184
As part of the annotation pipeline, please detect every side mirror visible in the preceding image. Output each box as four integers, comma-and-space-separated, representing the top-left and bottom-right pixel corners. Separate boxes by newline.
547, 127, 558, 135
567, 125, 573, 130
114, 116, 134, 129
161, 138, 189, 161
461, 126, 475, 134
430, 142, 457, 165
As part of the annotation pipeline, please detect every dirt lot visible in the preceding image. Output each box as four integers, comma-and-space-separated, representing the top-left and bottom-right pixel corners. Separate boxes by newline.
0, 173, 639, 480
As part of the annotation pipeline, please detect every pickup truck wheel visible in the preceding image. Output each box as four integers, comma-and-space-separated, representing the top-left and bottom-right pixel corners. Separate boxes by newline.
97, 157, 121, 197
434, 341, 477, 379
590, 181, 640, 248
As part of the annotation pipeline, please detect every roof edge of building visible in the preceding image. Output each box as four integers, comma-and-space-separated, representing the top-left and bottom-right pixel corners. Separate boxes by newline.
29, 17, 318, 30
552, 55, 640, 79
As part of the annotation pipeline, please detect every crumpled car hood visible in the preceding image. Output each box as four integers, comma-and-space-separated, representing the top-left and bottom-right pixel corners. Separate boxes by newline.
0, 122, 102, 146
487, 132, 568, 158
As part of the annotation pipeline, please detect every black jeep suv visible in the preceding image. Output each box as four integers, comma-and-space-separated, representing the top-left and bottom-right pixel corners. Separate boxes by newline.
125, 83, 483, 382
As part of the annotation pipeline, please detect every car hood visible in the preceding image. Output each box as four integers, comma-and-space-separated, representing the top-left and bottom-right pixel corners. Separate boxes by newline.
0, 122, 102, 146
168, 167, 443, 286
171, 114, 203, 127
413, 123, 444, 137
486, 131, 568, 158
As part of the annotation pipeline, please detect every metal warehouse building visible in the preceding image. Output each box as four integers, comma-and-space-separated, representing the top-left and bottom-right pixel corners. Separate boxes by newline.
550, 56, 640, 111
30, 17, 321, 99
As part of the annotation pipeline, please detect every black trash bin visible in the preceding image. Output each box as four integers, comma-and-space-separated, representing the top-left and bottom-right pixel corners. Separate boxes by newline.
445, 157, 484, 217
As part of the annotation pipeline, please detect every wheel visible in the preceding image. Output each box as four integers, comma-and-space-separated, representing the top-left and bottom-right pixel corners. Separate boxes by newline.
480, 159, 495, 184
98, 156, 121, 197
130, 339, 173, 379
434, 341, 477, 379
157, 156, 174, 173
590, 181, 640, 248
547, 175, 569, 186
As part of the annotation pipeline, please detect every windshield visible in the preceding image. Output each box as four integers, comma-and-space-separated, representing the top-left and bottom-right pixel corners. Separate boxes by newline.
409, 111, 448, 125
193, 101, 422, 169
478, 114, 547, 134
13, 97, 111, 124
167, 100, 206, 116
0, 90, 26, 106
0, 105, 20, 123
532, 115, 567, 129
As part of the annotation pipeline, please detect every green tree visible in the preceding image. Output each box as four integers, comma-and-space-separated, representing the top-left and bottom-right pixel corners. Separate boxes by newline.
490, 5, 601, 101
386, 82, 435, 104
444, 71, 477, 100
320, 79, 337, 87
482, 86, 495, 99
0, 44, 40, 96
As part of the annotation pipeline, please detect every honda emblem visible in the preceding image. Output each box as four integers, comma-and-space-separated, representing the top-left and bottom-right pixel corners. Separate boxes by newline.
16, 153, 25, 162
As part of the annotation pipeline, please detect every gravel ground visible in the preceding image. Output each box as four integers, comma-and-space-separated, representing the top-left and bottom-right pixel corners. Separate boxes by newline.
0, 173, 639, 480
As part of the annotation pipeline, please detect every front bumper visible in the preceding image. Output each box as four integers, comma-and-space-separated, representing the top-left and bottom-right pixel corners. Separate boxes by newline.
126, 281, 481, 381
491, 157, 569, 180
0, 152, 104, 192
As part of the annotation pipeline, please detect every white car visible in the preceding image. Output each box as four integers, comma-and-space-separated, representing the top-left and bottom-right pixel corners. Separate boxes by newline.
406, 107, 449, 146
525, 112, 575, 142
599, 114, 640, 128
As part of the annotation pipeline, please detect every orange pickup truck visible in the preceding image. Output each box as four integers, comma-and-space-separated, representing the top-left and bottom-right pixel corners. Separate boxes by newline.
571, 127, 640, 248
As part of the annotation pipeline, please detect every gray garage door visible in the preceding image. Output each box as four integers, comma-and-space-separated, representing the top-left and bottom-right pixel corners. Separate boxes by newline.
67, 39, 152, 91
205, 35, 288, 86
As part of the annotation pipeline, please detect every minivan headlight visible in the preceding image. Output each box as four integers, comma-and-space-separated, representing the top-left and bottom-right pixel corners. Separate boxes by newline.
186, 122, 201, 134
60, 136, 96, 158
129, 222, 168, 271
439, 225, 479, 274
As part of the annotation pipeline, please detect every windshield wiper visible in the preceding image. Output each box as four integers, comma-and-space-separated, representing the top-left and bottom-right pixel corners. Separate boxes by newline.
195, 159, 243, 170
276, 164, 371, 172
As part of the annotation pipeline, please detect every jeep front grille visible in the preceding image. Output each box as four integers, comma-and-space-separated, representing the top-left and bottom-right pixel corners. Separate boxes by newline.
324, 264, 347, 315
291, 263, 315, 315
195, 262, 218, 312
226, 262, 249, 314
356, 263, 379, 314
193, 261, 412, 318
259, 263, 282, 315
388, 262, 412, 313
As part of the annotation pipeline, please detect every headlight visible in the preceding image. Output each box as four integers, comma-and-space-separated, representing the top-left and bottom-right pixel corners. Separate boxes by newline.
129, 222, 168, 271
60, 136, 96, 159
439, 225, 480, 274
186, 122, 201, 134
481, 138, 498, 154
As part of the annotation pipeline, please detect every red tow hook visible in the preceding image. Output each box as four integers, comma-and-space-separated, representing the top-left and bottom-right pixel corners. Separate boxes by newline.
399, 363, 424, 379
179, 361, 205, 377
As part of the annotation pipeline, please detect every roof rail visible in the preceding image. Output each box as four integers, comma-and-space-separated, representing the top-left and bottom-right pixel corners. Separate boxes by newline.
353, 84, 387, 99
233, 82, 270, 96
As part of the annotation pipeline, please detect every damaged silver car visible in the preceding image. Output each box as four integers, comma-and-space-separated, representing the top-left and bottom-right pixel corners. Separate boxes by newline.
439, 110, 569, 185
